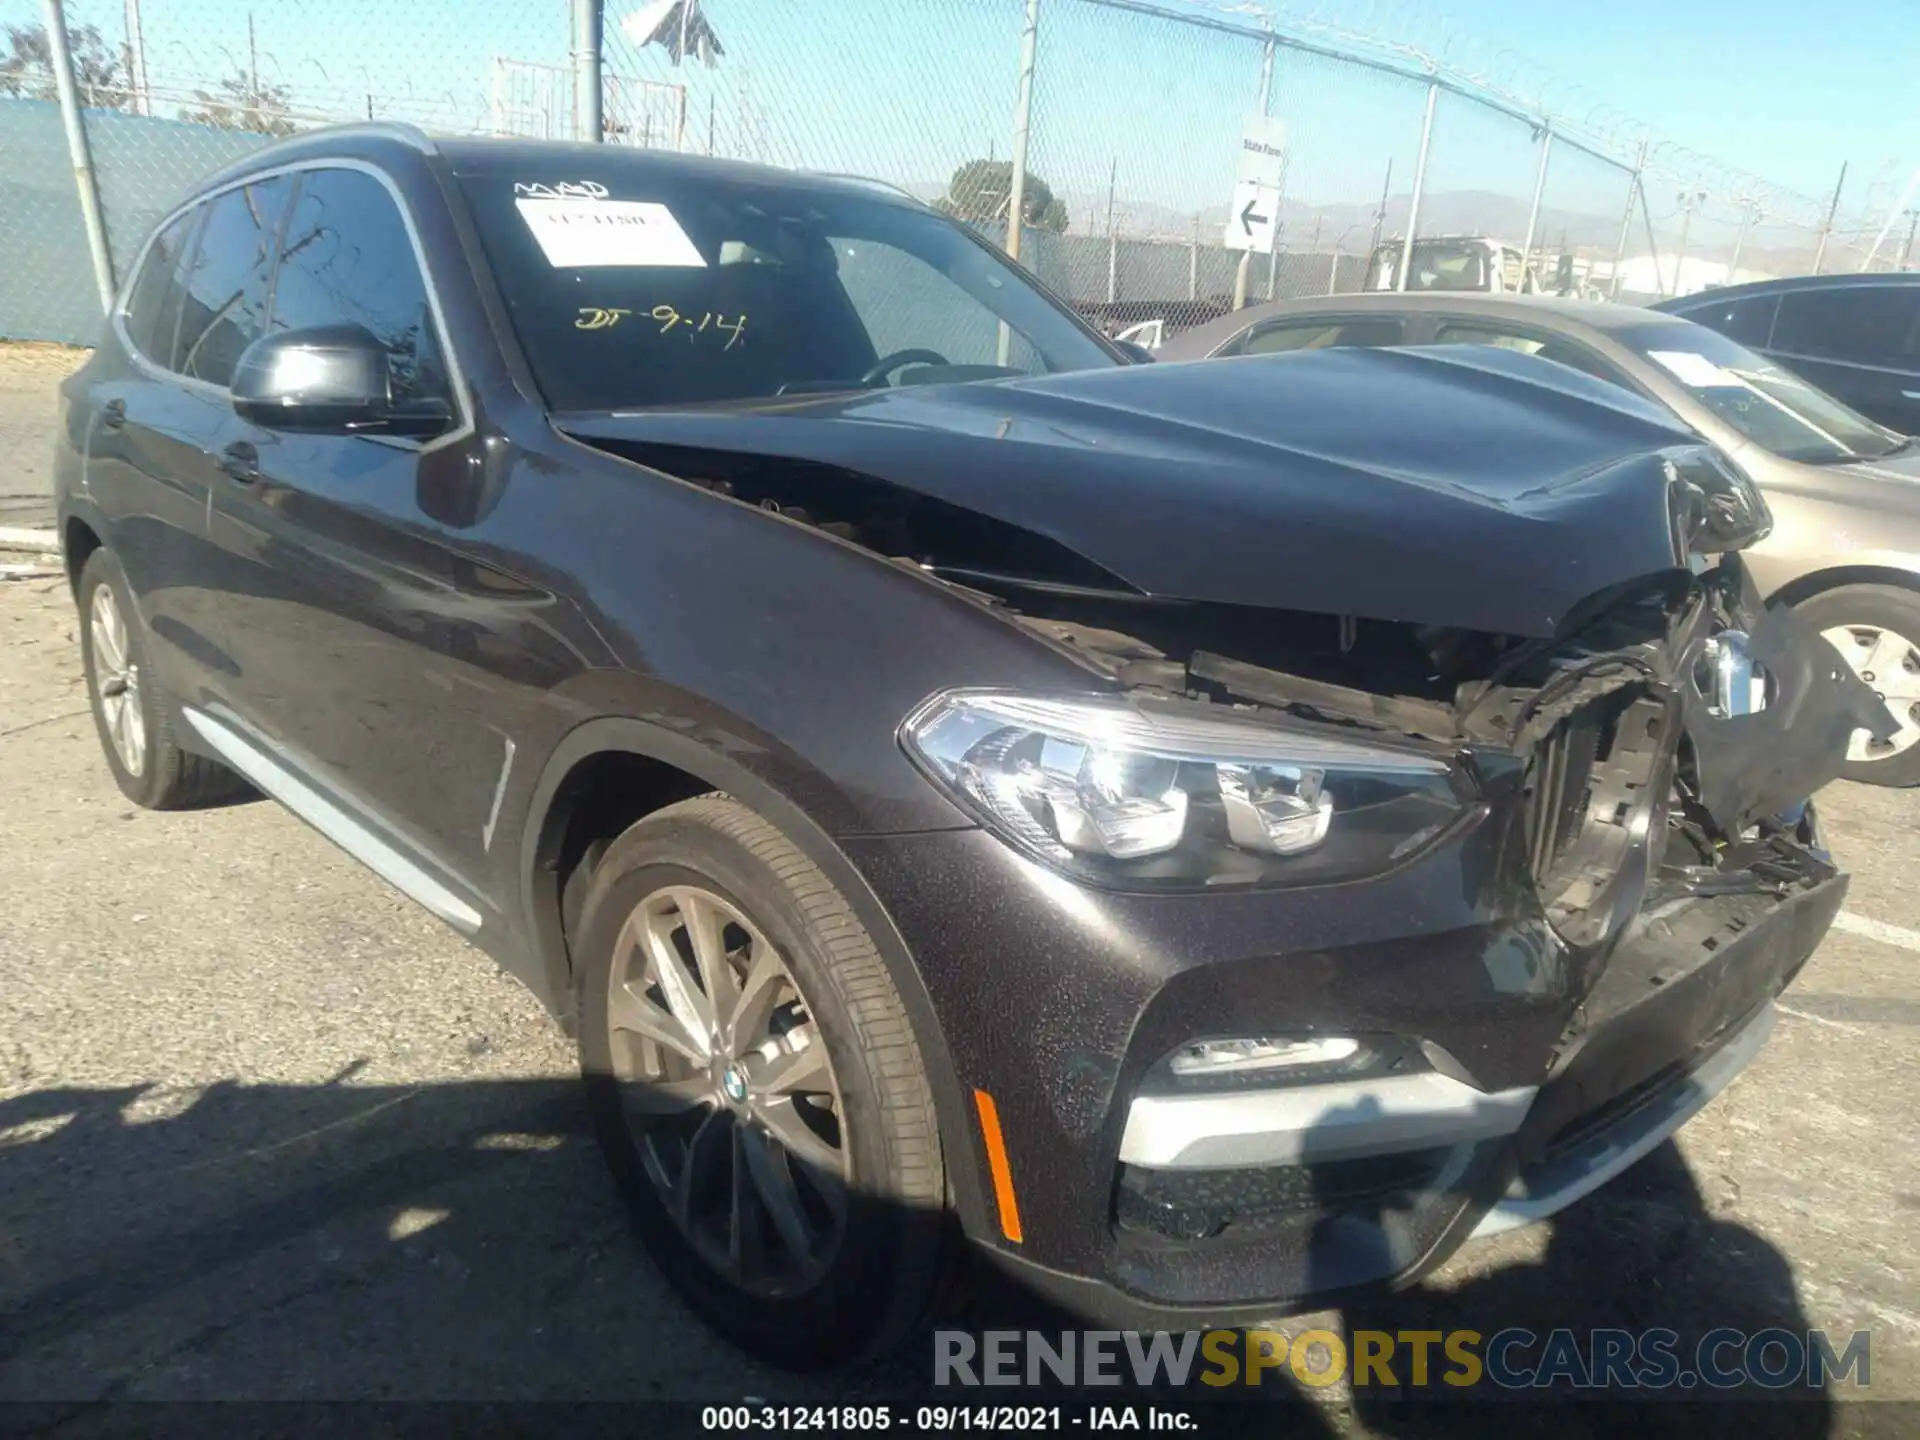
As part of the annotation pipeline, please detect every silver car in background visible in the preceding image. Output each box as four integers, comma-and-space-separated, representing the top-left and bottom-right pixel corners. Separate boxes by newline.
1157, 294, 1920, 786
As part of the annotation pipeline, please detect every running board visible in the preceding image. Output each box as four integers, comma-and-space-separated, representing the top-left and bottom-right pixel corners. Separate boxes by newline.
182, 706, 484, 934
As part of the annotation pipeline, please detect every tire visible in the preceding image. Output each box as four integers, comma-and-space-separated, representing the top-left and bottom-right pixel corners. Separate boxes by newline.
77, 548, 249, 810
575, 794, 949, 1368
1794, 583, 1920, 788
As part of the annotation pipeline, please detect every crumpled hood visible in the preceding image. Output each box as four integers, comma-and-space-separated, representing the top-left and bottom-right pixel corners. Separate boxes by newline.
559, 344, 1764, 638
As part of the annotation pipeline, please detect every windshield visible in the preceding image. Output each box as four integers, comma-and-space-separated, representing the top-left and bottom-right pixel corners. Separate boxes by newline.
1614, 322, 1906, 464
1367, 241, 1491, 293
455, 171, 1116, 412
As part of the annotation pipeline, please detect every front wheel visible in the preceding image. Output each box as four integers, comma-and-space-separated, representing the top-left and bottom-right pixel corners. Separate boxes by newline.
575, 794, 949, 1368
1795, 584, 1920, 788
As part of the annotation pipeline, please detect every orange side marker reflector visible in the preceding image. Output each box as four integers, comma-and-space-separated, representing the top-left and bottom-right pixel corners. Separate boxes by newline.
972, 1088, 1024, 1244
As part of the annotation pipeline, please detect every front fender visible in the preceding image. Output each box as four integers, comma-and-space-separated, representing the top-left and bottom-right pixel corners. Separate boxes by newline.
514, 711, 993, 1240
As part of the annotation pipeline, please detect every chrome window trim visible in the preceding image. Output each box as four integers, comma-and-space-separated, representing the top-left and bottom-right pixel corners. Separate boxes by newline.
111, 156, 476, 455
1763, 346, 1920, 382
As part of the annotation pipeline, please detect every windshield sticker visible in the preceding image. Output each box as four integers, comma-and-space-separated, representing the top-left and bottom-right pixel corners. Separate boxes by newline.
1648, 349, 1738, 388
514, 180, 610, 199
515, 198, 706, 268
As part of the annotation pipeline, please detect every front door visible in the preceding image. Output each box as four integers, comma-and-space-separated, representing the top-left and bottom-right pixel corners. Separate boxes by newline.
197, 164, 553, 910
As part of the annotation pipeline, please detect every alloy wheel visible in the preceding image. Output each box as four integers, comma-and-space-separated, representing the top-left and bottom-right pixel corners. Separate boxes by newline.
89, 584, 147, 777
1822, 622, 1920, 763
605, 884, 849, 1296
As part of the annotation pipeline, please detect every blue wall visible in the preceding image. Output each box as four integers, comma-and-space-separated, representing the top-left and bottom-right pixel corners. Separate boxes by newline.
1, 99, 272, 345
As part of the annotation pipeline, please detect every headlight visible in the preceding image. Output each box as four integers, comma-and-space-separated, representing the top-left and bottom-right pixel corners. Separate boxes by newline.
900, 690, 1471, 889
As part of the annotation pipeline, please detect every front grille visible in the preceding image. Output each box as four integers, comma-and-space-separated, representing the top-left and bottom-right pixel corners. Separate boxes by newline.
1521, 688, 1673, 942
1524, 704, 1607, 884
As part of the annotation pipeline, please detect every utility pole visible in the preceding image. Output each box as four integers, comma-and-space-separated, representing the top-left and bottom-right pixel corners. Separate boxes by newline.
1104, 156, 1116, 236
1370, 157, 1392, 255
248, 12, 259, 122
1861, 165, 1920, 272
123, 0, 149, 114
1397, 85, 1439, 293
1901, 210, 1919, 271
43, 0, 115, 314
1673, 189, 1706, 295
1004, 0, 1040, 263
1812, 162, 1847, 274
570, 0, 602, 143
1608, 137, 1648, 300
1232, 32, 1277, 311
1729, 197, 1757, 279
1518, 123, 1553, 291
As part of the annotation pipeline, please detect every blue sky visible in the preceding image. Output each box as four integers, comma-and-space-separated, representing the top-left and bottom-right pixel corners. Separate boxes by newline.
1457, 0, 1910, 208
38, 0, 1909, 247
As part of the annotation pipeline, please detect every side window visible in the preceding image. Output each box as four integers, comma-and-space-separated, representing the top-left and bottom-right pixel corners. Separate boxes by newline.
1678, 295, 1778, 348
121, 209, 196, 366
174, 177, 293, 387
270, 168, 450, 405
1241, 318, 1403, 355
1431, 323, 1624, 385
1773, 287, 1920, 369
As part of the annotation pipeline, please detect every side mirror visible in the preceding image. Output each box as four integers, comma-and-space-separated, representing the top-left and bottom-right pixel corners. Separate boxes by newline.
231, 325, 452, 438
1114, 340, 1156, 364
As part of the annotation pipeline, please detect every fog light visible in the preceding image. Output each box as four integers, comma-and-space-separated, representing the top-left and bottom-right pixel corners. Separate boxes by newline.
1168, 1036, 1362, 1078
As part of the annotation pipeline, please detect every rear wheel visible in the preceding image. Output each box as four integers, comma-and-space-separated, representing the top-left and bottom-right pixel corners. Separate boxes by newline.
575, 794, 948, 1368
77, 548, 248, 809
1795, 584, 1920, 788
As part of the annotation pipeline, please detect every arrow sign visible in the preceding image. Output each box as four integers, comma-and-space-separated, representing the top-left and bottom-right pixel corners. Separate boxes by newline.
1225, 180, 1280, 253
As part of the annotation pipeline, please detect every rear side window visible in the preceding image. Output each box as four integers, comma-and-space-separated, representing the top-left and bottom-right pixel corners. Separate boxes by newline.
1678, 295, 1778, 348
1773, 287, 1920, 370
1430, 324, 1626, 386
121, 210, 196, 365
174, 177, 293, 387
269, 168, 450, 406
1238, 318, 1403, 355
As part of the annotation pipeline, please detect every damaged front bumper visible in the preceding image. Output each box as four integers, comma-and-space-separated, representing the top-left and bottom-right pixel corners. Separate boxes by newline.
852, 555, 1890, 1330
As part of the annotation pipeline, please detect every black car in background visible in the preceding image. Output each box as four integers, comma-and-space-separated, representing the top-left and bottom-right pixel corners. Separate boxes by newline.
1655, 272, 1920, 434
53, 124, 1890, 1367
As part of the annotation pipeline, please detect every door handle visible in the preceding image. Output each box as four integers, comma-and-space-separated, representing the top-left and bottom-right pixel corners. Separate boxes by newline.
217, 440, 260, 484
100, 398, 126, 430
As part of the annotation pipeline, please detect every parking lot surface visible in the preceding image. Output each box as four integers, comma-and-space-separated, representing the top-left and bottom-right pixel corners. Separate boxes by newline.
1, 345, 1916, 1429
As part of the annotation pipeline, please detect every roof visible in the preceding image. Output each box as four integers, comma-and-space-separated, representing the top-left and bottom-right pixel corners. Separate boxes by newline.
433, 136, 924, 204
1651, 270, 1920, 311
188, 123, 926, 210
1156, 291, 1692, 359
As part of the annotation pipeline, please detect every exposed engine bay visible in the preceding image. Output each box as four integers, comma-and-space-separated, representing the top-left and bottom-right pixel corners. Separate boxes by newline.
568, 428, 1897, 961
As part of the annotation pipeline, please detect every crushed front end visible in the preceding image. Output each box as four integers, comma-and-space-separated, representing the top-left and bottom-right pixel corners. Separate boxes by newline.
1096, 549, 1884, 1289
853, 454, 1896, 1328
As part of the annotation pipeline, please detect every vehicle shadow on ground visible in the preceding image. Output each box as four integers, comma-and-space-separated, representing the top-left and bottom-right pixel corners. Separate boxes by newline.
0, 1077, 1853, 1435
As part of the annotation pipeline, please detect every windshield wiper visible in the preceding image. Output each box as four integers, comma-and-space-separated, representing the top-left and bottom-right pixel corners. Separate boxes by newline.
1873, 435, 1914, 460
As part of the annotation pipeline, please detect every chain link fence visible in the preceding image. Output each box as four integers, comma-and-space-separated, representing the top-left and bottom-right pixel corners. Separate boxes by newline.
1, 0, 1908, 347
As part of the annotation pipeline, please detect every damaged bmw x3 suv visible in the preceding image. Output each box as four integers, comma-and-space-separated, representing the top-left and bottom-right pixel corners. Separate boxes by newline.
56, 127, 1895, 1366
